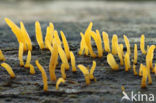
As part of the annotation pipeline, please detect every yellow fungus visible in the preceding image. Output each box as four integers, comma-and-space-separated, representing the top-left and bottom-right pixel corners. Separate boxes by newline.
141, 65, 148, 88
45, 26, 53, 49
85, 22, 93, 34
35, 60, 48, 92
77, 64, 90, 85
89, 61, 96, 80
60, 31, 70, 60
121, 86, 125, 92
24, 50, 31, 68
153, 64, 156, 75
107, 53, 119, 70
133, 64, 137, 76
117, 45, 124, 66
54, 30, 61, 45
70, 51, 77, 72
30, 64, 35, 75
102, 32, 110, 52
124, 52, 131, 72
119, 44, 124, 56
112, 35, 118, 55
139, 64, 143, 76
1, 63, 15, 78
133, 44, 138, 64
49, 43, 58, 81
0, 50, 6, 61
18, 42, 24, 66
46, 41, 53, 53
147, 45, 150, 52
123, 35, 131, 55
140, 35, 146, 54
79, 32, 88, 56
61, 64, 66, 79
35, 21, 45, 49
56, 78, 65, 90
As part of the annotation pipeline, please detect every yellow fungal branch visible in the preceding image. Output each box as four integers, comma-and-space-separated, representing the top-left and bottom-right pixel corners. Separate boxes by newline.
107, 53, 119, 70
46, 41, 53, 53
102, 32, 110, 52
45, 26, 54, 49
146, 45, 155, 69
35, 21, 45, 49
77, 64, 90, 85
35, 60, 48, 92
124, 52, 131, 72
153, 64, 156, 75
56, 78, 65, 90
89, 61, 96, 80
139, 64, 143, 76
140, 35, 146, 54
60, 31, 70, 60
119, 44, 124, 56
123, 35, 131, 55
61, 64, 66, 79
85, 22, 93, 34
141, 65, 148, 88
0, 50, 6, 61
133, 44, 138, 64
30, 64, 35, 75
79, 32, 88, 56
54, 30, 61, 45
20, 22, 32, 51
133, 64, 137, 76
70, 51, 77, 72
49, 43, 58, 81
18, 42, 24, 66
117, 45, 124, 66
1, 63, 15, 78
24, 50, 31, 68
112, 35, 118, 55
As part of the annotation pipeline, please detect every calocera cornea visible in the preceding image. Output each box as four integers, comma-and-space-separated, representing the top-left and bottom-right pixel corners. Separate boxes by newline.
45, 26, 54, 50
124, 52, 131, 72
18, 42, 24, 66
141, 65, 148, 88
117, 45, 124, 66
30, 64, 35, 75
54, 30, 61, 45
0, 50, 6, 61
60, 31, 70, 60
133, 44, 138, 64
79, 32, 88, 56
1, 63, 15, 78
107, 53, 119, 70
35, 21, 45, 49
140, 35, 146, 54
139, 64, 143, 76
123, 35, 131, 55
70, 51, 77, 72
153, 64, 156, 75
89, 61, 96, 80
102, 32, 110, 52
133, 64, 137, 76
112, 35, 118, 55
24, 50, 31, 68
61, 64, 66, 79
119, 44, 124, 56
56, 78, 65, 90
35, 60, 48, 92
77, 64, 90, 85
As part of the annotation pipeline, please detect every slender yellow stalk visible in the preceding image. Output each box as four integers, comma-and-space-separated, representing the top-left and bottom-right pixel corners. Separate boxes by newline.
133, 64, 137, 76
112, 35, 118, 55
0, 50, 6, 61
56, 78, 65, 90
35, 21, 45, 49
85, 22, 93, 34
141, 65, 148, 88
123, 35, 131, 55
77, 64, 90, 85
30, 64, 35, 74
46, 41, 53, 53
153, 64, 156, 75
102, 32, 110, 52
117, 45, 124, 66
139, 64, 143, 76
140, 35, 146, 54
61, 64, 66, 79
124, 52, 131, 72
54, 30, 61, 45
79, 32, 88, 56
45, 26, 53, 49
18, 42, 24, 66
1, 63, 15, 78
89, 61, 96, 80
107, 53, 119, 70
70, 51, 77, 72
24, 50, 31, 68
35, 60, 48, 92
133, 44, 138, 64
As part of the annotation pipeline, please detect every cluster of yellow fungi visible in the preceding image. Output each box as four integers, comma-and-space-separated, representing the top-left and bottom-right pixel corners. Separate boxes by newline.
1, 18, 156, 92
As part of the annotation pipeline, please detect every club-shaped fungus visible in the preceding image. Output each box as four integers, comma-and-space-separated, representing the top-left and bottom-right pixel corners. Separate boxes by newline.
49, 43, 58, 81
45, 26, 54, 50
61, 64, 66, 79
123, 35, 131, 55
18, 42, 24, 66
54, 30, 61, 45
79, 32, 88, 56
77, 64, 90, 85
133, 44, 138, 64
30, 64, 35, 75
119, 44, 124, 56
57, 45, 70, 70
24, 50, 31, 68
56, 78, 65, 90
35, 21, 45, 49
102, 32, 110, 52
107, 53, 119, 70
139, 64, 143, 76
89, 61, 96, 80
112, 35, 118, 55
70, 51, 77, 72
124, 52, 131, 72
1, 63, 15, 78
20, 22, 32, 51
0, 50, 6, 61
140, 35, 146, 54
117, 45, 124, 66
133, 64, 137, 76
141, 65, 148, 88
153, 64, 156, 75
60, 31, 70, 60
35, 60, 48, 92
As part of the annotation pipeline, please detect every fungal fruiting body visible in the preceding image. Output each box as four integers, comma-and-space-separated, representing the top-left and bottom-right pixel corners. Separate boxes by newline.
49, 43, 58, 81
139, 64, 143, 76
18, 42, 24, 66
140, 35, 146, 54
112, 35, 118, 55
35, 60, 48, 92
133, 44, 138, 64
61, 64, 66, 79
124, 52, 131, 72
133, 64, 137, 76
35, 21, 45, 49
153, 64, 156, 75
123, 35, 131, 55
102, 32, 110, 52
141, 65, 148, 88
56, 78, 65, 90
24, 50, 31, 68
79, 32, 88, 56
60, 31, 70, 60
1, 63, 15, 78
30, 64, 35, 75
89, 61, 96, 80
45, 25, 54, 49
46, 41, 53, 53
119, 44, 124, 56
107, 53, 119, 70
77, 64, 90, 85
117, 45, 124, 66
0, 50, 6, 61
54, 30, 61, 45
70, 51, 77, 72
